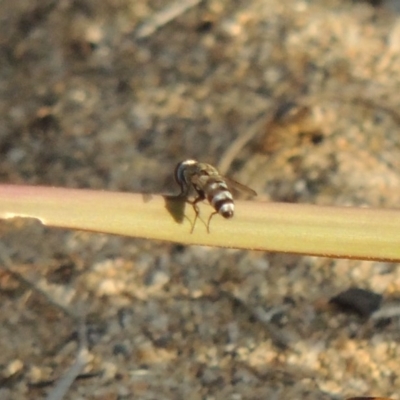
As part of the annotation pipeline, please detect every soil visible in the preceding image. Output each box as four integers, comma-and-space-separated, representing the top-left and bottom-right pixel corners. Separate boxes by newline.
1, 0, 400, 399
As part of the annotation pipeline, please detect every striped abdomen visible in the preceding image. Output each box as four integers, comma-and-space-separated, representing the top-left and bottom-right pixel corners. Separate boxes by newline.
205, 178, 234, 218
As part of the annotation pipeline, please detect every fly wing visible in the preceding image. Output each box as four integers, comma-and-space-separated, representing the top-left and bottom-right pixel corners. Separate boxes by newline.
223, 176, 257, 197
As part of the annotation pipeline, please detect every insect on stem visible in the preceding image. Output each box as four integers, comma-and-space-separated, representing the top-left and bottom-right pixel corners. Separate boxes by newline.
174, 159, 257, 233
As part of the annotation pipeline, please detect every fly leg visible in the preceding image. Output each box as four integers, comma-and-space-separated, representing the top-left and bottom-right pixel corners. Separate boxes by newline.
206, 211, 218, 233
187, 192, 205, 233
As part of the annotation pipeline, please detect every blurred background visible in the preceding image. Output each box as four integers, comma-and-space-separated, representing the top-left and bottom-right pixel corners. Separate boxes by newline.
1, 0, 400, 398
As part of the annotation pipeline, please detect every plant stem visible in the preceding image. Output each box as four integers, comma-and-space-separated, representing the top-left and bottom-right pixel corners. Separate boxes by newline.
1, 184, 400, 261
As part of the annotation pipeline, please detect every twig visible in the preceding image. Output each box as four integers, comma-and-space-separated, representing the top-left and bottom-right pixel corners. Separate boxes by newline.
0, 241, 90, 399
371, 303, 400, 321
136, 0, 203, 39
218, 114, 268, 175
0, 241, 77, 319
45, 318, 90, 400
220, 289, 291, 350
218, 87, 400, 177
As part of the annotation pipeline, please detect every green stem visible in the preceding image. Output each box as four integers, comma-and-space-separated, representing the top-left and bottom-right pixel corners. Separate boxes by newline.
1, 184, 400, 261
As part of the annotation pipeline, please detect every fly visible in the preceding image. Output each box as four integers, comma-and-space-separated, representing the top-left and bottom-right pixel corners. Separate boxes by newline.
174, 159, 257, 232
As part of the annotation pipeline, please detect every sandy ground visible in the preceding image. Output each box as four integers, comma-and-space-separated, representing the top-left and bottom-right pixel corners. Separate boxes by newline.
1, 0, 400, 399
